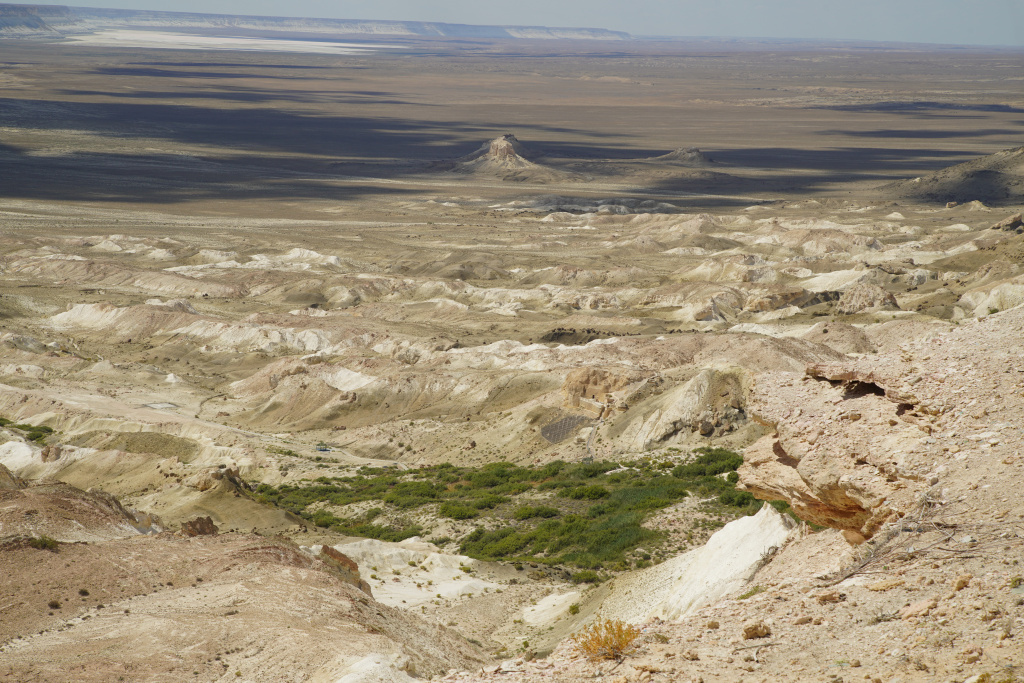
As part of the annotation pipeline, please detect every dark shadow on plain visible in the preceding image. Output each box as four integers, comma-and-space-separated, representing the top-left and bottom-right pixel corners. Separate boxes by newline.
61, 88, 419, 106
709, 146, 978, 172
131, 61, 338, 69
813, 101, 1024, 115
93, 66, 346, 80
819, 128, 1021, 139
0, 147, 425, 203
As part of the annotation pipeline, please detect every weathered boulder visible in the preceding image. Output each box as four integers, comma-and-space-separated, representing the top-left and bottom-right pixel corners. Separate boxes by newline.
180, 516, 219, 537
743, 620, 772, 639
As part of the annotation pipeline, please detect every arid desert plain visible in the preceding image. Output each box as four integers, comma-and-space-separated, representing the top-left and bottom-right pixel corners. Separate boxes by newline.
2, 14, 1024, 683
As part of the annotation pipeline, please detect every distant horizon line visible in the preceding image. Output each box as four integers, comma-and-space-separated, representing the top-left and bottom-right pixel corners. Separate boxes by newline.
4, 2, 1024, 50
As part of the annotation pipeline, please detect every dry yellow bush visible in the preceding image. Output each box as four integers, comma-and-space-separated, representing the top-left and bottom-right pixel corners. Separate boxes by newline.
570, 616, 642, 661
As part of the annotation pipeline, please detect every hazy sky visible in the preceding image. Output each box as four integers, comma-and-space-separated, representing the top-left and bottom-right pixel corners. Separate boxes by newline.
83, 1, 1024, 47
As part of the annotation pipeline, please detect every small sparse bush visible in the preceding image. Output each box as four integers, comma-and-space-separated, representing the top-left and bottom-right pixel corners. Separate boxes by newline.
571, 617, 641, 661
78, 589, 90, 596
568, 603, 580, 615
47, 600, 61, 610
738, 585, 764, 600
29, 535, 58, 551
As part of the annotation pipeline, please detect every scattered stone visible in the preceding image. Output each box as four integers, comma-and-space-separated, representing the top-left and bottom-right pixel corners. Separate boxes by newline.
899, 598, 938, 619
742, 620, 771, 639
867, 579, 904, 592
816, 590, 845, 604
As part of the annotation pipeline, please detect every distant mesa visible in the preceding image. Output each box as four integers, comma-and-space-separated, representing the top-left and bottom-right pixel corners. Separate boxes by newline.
0, 4, 75, 34
882, 145, 1024, 205
0, 4, 631, 40
653, 147, 714, 166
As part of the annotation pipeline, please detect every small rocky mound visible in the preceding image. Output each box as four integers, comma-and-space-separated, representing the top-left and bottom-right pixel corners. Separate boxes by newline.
801, 321, 877, 355
882, 145, 1024, 204
835, 283, 899, 314
653, 147, 713, 166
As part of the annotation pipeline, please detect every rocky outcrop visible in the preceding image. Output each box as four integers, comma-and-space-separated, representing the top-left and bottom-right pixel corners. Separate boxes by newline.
738, 361, 931, 542
183, 466, 243, 493
835, 283, 899, 314
740, 306, 1024, 543
180, 516, 219, 537
990, 212, 1023, 232
621, 368, 747, 450
561, 367, 638, 407
320, 545, 373, 595
0, 462, 25, 489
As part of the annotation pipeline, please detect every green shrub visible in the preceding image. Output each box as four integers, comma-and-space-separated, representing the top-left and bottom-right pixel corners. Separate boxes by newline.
671, 447, 743, 478
439, 502, 478, 520
559, 485, 610, 500
470, 494, 510, 510
311, 510, 339, 527
250, 452, 757, 572
570, 570, 601, 584
29, 535, 58, 551
513, 505, 559, 520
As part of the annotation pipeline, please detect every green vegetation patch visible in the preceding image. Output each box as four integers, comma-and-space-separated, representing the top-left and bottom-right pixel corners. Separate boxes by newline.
0, 417, 54, 444
251, 448, 762, 570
